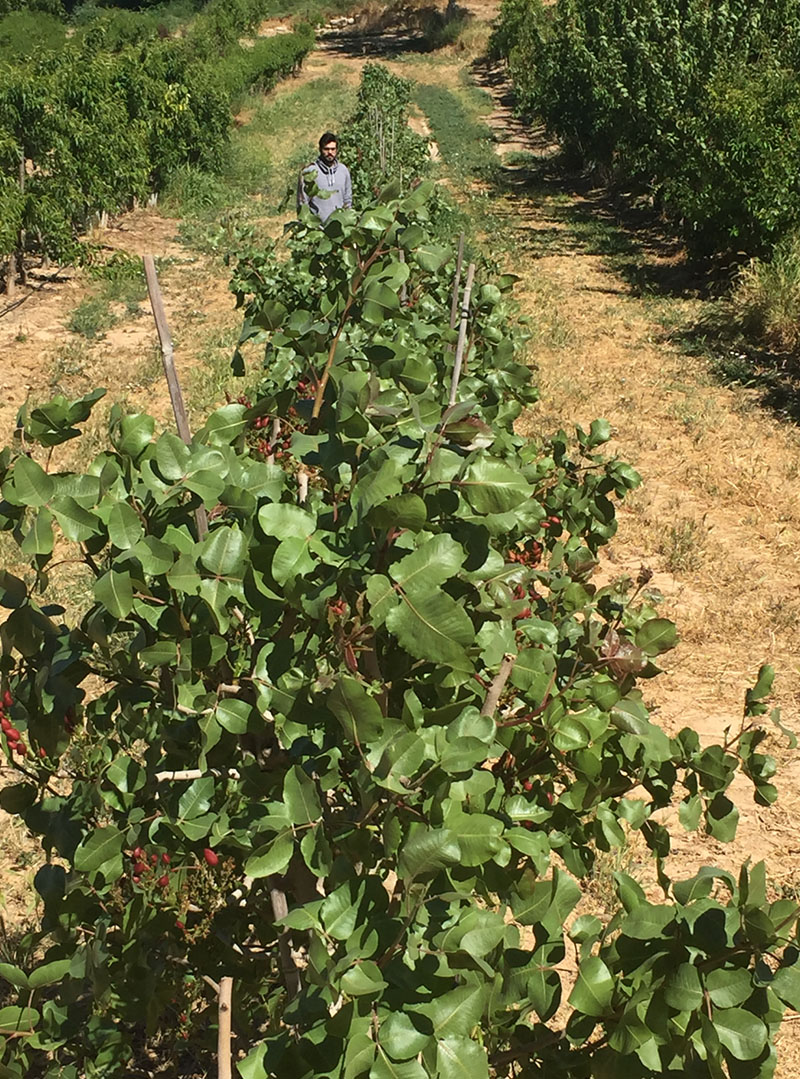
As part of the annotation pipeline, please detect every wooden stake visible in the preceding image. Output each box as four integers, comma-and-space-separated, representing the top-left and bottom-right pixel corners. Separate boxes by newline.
269, 877, 302, 998
217, 977, 233, 1079
143, 255, 208, 538
448, 262, 476, 407
449, 233, 465, 331
480, 653, 517, 717
398, 247, 407, 306
18, 154, 26, 287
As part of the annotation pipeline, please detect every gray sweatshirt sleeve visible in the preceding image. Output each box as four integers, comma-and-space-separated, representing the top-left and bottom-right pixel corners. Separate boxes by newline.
297, 167, 309, 212
344, 165, 352, 209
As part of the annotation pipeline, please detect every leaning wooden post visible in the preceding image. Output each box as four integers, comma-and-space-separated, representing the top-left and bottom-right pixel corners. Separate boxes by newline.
217, 977, 233, 1079
448, 262, 476, 407
17, 153, 26, 287
449, 232, 465, 331
143, 254, 208, 538
398, 247, 407, 306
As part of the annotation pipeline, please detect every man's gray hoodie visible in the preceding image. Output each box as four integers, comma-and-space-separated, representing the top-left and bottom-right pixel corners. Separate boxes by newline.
297, 156, 352, 223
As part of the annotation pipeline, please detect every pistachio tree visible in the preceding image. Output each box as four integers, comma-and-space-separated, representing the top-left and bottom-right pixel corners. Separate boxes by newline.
0, 187, 796, 1078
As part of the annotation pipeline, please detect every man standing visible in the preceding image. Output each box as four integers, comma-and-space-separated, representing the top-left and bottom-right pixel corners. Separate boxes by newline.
297, 132, 352, 223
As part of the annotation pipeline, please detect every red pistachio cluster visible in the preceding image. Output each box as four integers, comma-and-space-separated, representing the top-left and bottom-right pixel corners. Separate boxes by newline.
0, 691, 27, 758
130, 846, 172, 887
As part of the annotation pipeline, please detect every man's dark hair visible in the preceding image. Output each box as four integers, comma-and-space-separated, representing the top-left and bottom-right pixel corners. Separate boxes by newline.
319, 131, 338, 150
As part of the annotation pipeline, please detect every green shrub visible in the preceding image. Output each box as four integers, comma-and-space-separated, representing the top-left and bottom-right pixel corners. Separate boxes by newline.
730, 233, 800, 356
67, 295, 116, 338
493, 0, 800, 256
338, 62, 430, 204
0, 185, 797, 1079
0, 10, 66, 57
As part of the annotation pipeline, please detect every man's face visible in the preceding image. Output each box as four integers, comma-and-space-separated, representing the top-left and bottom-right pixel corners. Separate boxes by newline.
321, 141, 338, 162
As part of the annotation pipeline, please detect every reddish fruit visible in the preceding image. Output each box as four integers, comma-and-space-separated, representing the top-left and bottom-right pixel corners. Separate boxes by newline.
3, 691, 12, 708
161, 853, 171, 865
175, 920, 185, 931
203, 848, 219, 867
157, 875, 169, 888
7, 729, 20, 743
38, 747, 46, 759
545, 792, 554, 805
179, 1013, 188, 1023
134, 862, 148, 876
523, 780, 533, 792
150, 854, 158, 865
133, 847, 144, 860
15, 743, 27, 756
133, 875, 141, 884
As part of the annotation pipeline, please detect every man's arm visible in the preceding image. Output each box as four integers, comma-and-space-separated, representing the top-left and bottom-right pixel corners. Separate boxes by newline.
344, 166, 352, 209
297, 167, 310, 212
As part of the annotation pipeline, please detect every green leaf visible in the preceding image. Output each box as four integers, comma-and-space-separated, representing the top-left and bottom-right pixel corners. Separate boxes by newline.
10, 456, 54, 507
258, 503, 316, 540
93, 570, 134, 620
362, 281, 400, 325
178, 777, 214, 820
328, 677, 385, 744
714, 1007, 768, 1061
137, 641, 178, 667
216, 699, 251, 734
106, 755, 145, 794
706, 968, 754, 1009
705, 793, 740, 842
369, 493, 427, 532
113, 413, 155, 458
425, 985, 485, 1038
237, 1043, 267, 1079
245, 831, 294, 878
52, 496, 99, 543
73, 826, 124, 877
284, 766, 321, 824
0, 783, 36, 813
436, 1036, 489, 1079
621, 902, 675, 940
21, 508, 54, 556
389, 534, 465, 594
369, 1051, 426, 1079
569, 956, 614, 1017
155, 433, 190, 481
200, 527, 247, 576
399, 827, 461, 880
511, 869, 581, 928
386, 589, 474, 671
769, 964, 800, 1009
321, 884, 361, 941
457, 458, 532, 513
379, 1013, 430, 1061
107, 502, 144, 549
340, 960, 388, 997
272, 535, 316, 585
443, 810, 504, 867
0, 964, 28, 990
0, 1006, 39, 1033
635, 617, 678, 656
28, 959, 71, 989
664, 963, 703, 1011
